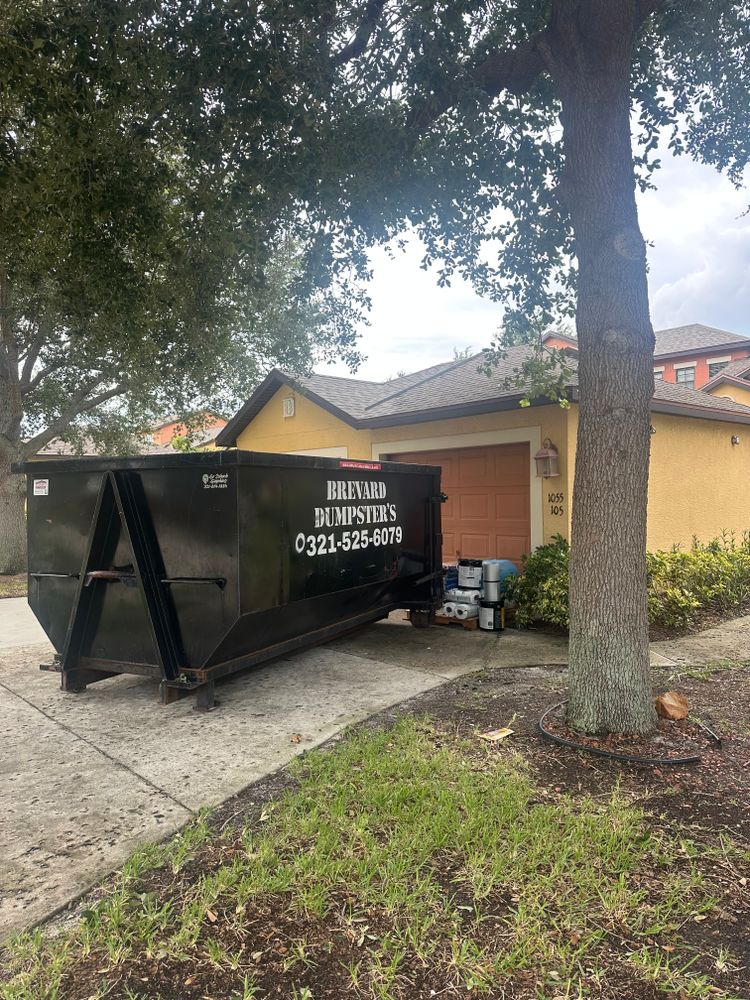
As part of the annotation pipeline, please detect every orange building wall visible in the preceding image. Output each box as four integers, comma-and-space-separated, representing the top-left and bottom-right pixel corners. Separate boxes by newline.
655, 349, 750, 389
151, 414, 227, 445
543, 336, 578, 351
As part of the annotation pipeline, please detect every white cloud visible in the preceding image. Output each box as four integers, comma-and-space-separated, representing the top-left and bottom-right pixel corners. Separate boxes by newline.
639, 153, 750, 335
322, 237, 502, 381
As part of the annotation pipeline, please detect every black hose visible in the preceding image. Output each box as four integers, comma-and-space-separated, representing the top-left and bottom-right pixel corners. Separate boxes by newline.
538, 701, 704, 766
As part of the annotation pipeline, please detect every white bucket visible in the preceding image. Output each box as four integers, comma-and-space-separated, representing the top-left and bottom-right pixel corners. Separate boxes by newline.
457, 560, 483, 588
454, 603, 479, 620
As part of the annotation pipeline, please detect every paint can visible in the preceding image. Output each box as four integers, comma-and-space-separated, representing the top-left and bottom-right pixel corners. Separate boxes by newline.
482, 580, 501, 603
458, 559, 483, 588
445, 587, 481, 604
454, 602, 479, 620
478, 601, 504, 631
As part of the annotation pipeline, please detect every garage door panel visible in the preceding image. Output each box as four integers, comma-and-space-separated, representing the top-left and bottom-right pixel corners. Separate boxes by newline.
494, 493, 529, 519
388, 443, 531, 563
457, 453, 491, 481
457, 534, 494, 559
458, 493, 490, 519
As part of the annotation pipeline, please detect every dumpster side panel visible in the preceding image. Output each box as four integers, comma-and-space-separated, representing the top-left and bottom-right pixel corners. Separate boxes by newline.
206, 463, 440, 666
136, 466, 240, 665
26, 471, 103, 650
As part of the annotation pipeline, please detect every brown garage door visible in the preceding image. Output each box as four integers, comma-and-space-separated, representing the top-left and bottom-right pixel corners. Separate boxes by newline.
389, 443, 530, 564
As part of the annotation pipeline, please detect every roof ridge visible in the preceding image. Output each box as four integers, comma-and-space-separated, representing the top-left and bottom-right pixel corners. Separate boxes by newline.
654, 322, 748, 338
302, 371, 384, 387
363, 351, 486, 412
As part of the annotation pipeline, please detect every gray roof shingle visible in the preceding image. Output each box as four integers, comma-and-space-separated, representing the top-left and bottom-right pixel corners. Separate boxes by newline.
218, 340, 750, 445
654, 323, 749, 357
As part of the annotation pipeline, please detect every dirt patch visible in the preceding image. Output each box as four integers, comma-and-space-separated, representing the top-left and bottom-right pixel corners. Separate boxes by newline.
0, 574, 26, 599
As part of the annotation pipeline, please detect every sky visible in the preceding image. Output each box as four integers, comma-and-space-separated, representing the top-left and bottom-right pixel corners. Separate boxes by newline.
320, 149, 750, 383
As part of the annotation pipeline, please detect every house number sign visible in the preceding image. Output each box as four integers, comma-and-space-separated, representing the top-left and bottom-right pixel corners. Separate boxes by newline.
548, 491, 564, 516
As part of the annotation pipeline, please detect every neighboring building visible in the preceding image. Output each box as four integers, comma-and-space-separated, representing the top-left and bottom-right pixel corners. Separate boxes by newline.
217, 339, 750, 562
543, 324, 750, 390
34, 411, 227, 459
149, 411, 227, 447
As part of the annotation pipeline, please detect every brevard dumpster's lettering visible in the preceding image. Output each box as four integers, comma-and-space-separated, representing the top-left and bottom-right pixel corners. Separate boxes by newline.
294, 479, 404, 556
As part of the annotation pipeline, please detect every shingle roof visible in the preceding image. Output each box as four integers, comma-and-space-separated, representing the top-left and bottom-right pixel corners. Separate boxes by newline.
217, 342, 750, 446
653, 323, 749, 357
650, 378, 750, 415
702, 356, 750, 389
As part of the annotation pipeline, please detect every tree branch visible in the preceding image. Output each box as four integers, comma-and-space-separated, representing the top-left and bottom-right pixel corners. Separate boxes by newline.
407, 31, 549, 133
19, 322, 50, 388
20, 357, 67, 396
330, 0, 387, 67
21, 383, 126, 459
469, 34, 549, 98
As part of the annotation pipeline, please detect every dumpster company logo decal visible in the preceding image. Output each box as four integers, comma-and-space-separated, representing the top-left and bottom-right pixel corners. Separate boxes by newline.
294, 479, 403, 556
202, 472, 229, 489
33, 479, 49, 496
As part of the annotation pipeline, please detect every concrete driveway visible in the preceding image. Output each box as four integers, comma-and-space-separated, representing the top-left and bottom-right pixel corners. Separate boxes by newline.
0, 598, 568, 939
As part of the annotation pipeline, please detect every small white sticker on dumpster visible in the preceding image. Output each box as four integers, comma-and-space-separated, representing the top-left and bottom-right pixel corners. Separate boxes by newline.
33, 479, 49, 496
202, 472, 229, 489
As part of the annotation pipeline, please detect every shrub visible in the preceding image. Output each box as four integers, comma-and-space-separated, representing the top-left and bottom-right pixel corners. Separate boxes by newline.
508, 531, 750, 633
505, 534, 569, 629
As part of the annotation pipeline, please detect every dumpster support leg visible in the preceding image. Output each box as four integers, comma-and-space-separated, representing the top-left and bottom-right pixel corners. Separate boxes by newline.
194, 680, 217, 713
159, 681, 190, 706
62, 666, 117, 693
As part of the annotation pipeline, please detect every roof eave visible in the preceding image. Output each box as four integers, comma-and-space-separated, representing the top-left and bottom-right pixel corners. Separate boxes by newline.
649, 398, 750, 424
359, 392, 560, 428
702, 373, 750, 392
653, 340, 750, 361
215, 371, 363, 446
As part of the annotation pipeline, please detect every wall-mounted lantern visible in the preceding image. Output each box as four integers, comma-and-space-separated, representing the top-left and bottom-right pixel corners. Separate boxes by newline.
731, 434, 740, 446
534, 438, 560, 478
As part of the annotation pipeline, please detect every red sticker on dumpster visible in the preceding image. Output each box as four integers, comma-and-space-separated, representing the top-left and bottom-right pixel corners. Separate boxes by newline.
339, 460, 382, 471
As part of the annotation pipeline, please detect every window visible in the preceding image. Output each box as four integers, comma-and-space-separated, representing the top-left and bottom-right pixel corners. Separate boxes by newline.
675, 366, 695, 389
653, 367, 664, 380
282, 395, 295, 418
707, 356, 731, 379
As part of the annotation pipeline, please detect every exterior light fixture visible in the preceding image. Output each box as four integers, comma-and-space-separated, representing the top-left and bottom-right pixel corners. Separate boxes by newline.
649, 425, 656, 435
731, 435, 740, 446
534, 439, 560, 478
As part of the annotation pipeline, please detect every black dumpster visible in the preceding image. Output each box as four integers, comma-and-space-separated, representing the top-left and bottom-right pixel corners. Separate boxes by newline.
15, 451, 443, 707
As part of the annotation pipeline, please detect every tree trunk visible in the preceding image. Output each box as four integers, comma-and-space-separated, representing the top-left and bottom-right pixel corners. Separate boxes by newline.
0, 266, 27, 575
0, 443, 26, 575
550, 4, 657, 733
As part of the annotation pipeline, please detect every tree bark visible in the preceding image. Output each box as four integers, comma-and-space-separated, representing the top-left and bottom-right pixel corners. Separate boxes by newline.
547, 2, 657, 733
0, 441, 26, 575
0, 268, 27, 574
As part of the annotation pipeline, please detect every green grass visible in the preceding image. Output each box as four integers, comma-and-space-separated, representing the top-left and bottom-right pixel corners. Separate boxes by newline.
0, 718, 738, 999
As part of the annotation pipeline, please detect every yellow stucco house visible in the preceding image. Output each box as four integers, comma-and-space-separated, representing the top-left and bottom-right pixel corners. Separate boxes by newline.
217, 335, 750, 563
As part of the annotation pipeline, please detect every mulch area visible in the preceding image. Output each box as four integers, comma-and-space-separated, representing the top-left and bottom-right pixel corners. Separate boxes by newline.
25, 659, 750, 1000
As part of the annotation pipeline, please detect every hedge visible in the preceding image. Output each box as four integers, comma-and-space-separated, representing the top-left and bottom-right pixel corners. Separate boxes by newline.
505, 533, 750, 632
